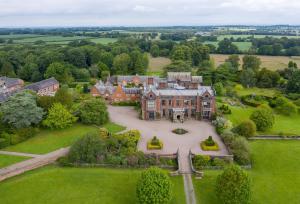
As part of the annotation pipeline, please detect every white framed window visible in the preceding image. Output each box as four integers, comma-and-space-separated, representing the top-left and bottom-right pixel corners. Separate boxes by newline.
147, 100, 156, 109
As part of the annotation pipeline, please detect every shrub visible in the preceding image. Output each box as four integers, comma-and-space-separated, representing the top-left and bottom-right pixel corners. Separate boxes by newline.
0, 133, 10, 148
212, 158, 228, 167
218, 104, 232, 115
147, 136, 163, 150
136, 167, 172, 204
214, 82, 225, 96
205, 136, 215, 146
232, 120, 256, 138
276, 101, 297, 116
99, 128, 110, 138
212, 117, 232, 134
43, 103, 78, 129
293, 98, 300, 106
241, 95, 265, 107
68, 133, 106, 163
216, 165, 251, 204
270, 96, 297, 116
250, 107, 274, 131
193, 155, 211, 169
201, 142, 219, 151
79, 98, 109, 125
230, 137, 251, 165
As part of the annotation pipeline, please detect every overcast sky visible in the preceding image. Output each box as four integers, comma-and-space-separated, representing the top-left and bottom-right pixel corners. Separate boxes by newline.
0, 0, 299, 27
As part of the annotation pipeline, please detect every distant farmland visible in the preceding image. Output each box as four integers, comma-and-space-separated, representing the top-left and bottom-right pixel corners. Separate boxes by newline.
211, 54, 300, 70
0, 34, 117, 45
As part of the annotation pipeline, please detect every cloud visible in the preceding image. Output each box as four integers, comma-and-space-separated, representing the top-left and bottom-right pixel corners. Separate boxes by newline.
0, 0, 299, 26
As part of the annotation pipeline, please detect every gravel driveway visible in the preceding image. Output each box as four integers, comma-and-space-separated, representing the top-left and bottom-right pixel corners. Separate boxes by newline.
108, 106, 229, 156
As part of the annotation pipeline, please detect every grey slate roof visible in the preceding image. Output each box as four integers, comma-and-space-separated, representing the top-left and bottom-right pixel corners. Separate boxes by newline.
25, 77, 58, 92
0, 76, 23, 88
167, 72, 191, 82
144, 86, 214, 97
94, 80, 141, 95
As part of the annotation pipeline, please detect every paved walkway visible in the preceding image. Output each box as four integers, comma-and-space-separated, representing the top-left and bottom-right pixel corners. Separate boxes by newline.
0, 150, 41, 158
0, 147, 69, 182
183, 174, 197, 204
178, 149, 197, 204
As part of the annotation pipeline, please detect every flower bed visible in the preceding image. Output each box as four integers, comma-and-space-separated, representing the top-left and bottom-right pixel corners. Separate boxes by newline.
172, 128, 188, 135
200, 136, 220, 151
147, 136, 163, 150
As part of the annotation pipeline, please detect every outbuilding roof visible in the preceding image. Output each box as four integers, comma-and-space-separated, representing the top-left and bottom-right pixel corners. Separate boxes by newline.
25, 77, 58, 92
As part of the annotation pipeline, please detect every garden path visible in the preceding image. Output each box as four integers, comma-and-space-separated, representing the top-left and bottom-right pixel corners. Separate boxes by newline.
0, 147, 69, 182
0, 150, 41, 158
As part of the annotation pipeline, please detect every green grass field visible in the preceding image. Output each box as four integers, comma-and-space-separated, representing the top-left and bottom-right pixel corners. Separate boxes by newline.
0, 166, 185, 204
235, 87, 279, 97
0, 154, 29, 168
224, 104, 300, 136
194, 140, 300, 204
3, 122, 125, 154
204, 41, 252, 51
0, 34, 118, 45
204, 39, 252, 51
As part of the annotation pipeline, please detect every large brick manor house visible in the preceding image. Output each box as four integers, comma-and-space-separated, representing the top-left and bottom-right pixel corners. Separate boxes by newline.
91, 72, 216, 121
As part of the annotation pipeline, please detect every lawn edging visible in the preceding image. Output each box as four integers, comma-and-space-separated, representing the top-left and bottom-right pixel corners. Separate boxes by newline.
249, 136, 300, 140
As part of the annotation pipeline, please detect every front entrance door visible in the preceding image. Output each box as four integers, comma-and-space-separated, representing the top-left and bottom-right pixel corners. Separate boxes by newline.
148, 112, 155, 120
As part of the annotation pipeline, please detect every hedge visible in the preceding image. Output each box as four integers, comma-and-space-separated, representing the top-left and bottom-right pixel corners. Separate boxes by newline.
200, 141, 219, 151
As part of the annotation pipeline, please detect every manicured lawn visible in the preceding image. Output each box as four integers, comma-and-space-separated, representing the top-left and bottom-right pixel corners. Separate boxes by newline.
0, 154, 29, 168
102, 122, 126, 133
235, 87, 279, 97
224, 104, 300, 136
4, 122, 125, 154
0, 166, 185, 204
194, 140, 300, 204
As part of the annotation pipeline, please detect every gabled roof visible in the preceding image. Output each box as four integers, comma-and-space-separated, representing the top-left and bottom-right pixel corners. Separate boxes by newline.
0, 76, 23, 88
167, 72, 191, 82
25, 77, 59, 91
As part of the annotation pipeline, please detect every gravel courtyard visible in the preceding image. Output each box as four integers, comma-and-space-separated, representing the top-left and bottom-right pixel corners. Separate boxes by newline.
108, 106, 229, 156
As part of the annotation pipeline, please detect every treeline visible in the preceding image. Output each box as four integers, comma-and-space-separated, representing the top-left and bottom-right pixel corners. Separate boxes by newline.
0, 38, 149, 83
253, 37, 300, 56
160, 32, 194, 41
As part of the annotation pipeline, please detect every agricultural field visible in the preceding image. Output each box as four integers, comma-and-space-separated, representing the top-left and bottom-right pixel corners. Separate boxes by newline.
204, 41, 252, 51
194, 140, 300, 204
148, 54, 171, 72
211, 54, 300, 70
3, 122, 125, 154
0, 154, 29, 168
217, 34, 300, 41
0, 166, 185, 204
0, 34, 117, 45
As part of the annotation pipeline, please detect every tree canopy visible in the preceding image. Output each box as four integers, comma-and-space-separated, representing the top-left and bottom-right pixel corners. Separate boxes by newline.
0, 91, 44, 129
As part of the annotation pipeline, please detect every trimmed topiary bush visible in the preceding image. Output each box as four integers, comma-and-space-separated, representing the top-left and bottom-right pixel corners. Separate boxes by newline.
216, 165, 251, 204
250, 107, 274, 131
136, 167, 172, 204
200, 136, 219, 151
147, 136, 163, 150
233, 120, 256, 138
